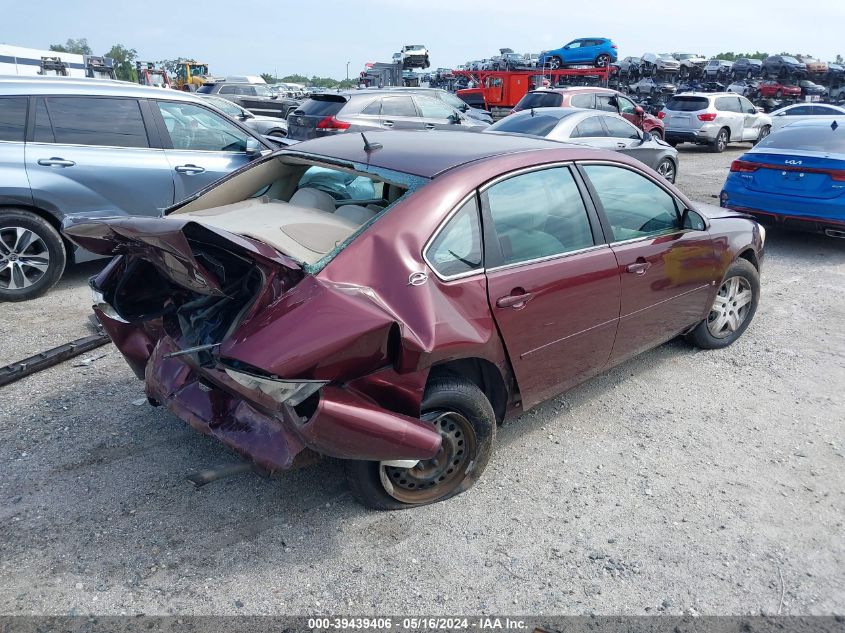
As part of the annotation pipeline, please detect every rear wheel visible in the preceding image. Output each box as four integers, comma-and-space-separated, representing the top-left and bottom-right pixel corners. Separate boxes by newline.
753, 125, 771, 145
686, 259, 759, 349
344, 377, 496, 510
775, 89, 783, 98
0, 209, 66, 302
595, 54, 611, 68
711, 127, 729, 153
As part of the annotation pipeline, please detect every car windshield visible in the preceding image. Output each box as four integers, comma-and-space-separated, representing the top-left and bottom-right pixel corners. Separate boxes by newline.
666, 96, 709, 111
515, 92, 563, 110
783, 57, 800, 64
757, 124, 845, 153
488, 113, 563, 136
677, 53, 695, 60
658, 54, 675, 61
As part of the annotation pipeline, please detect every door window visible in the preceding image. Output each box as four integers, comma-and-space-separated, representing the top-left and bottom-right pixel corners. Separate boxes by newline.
809, 105, 840, 115
564, 41, 582, 49
360, 99, 382, 115
425, 197, 483, 277
157, 101, 249, 152
602, 116, 640, 139
380, 97, 418, 117
783, 106, 812, 116
616, 96, 637, 115
571, 116, 607, 138
570, 93, 595, 108
416, 96, 454, 119
738, 97, 757, 113
33, 97, 149, 148
596, 95, 617, 112
0, 97, 27, 142
583, 164, 680, 241
715, 96, 741, 112
486, 167, 594, 265
219, 85, 237, 94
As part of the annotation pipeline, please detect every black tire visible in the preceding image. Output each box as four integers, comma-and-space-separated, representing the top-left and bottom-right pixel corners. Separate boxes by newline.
753, 125, 771, 145
746, 70, 753, 79
344, 377, 496, 510
595, 54, 611, 68
655, 157, 676, 183
667, 139, 679, 147
548, 56, 563, 70
0, 209, 66, 302
649, 127, 663, 141
711, 127, 729, 153
686, 258, 759, 350
775, 89, 783, 98
268, 128, 287, 138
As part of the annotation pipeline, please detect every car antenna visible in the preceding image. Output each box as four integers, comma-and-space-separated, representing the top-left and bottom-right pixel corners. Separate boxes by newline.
361, 132, 383, 152
530, 107, 535, 117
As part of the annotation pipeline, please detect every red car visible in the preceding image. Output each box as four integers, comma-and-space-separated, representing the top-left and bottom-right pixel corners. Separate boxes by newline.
512, 87, 666, 138
65, 131, 764, 510
757, 81, 802, 98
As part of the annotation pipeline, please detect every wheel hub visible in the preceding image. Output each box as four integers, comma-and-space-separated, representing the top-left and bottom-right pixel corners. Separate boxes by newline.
381, 411, 476, 504
707, 276, 753, 338
0, 226, 51, 291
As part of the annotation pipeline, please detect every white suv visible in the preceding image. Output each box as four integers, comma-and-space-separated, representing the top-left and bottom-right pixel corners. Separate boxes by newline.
660, 92, 772, 152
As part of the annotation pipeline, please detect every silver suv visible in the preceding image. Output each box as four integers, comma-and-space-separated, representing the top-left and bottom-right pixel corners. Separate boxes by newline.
661, 93, 772, 152
0, 77, 272, 301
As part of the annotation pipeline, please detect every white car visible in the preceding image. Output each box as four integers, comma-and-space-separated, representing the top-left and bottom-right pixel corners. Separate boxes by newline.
401, 44, 430, 69
662, 92, 772, 151
769, 103, 845, 131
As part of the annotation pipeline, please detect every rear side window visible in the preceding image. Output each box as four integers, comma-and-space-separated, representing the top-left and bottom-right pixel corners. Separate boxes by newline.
572, 116, 607, 138
34, 97, 149, 148
715, 97, 741, 113
570, 93, 595, 108
0, 97, 27, 142
380, 97, 417, 117
516, 92, 563, 110
295, 97, 346, 117
425, 197, 483, 278
666, 96, 709, 112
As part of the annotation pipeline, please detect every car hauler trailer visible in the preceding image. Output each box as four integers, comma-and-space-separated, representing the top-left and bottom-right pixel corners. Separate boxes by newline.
0, 44, 115, 79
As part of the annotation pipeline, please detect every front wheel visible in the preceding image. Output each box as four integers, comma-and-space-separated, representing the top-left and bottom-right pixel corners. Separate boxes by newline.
686, 259, 759, 349
655, 157, 676, 183
547, 56, 563, 70
0, 209, 66, 302
344, 377, 496, 510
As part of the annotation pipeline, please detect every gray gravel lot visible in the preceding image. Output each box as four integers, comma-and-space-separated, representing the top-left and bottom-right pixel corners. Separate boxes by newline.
1, 143, 843, 616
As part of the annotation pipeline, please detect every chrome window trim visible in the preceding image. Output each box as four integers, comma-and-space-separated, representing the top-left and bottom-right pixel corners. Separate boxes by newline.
478, 160, 576, 193
422, 190, 485, 282
24, 141, 165, 152
486, 243, 610, 273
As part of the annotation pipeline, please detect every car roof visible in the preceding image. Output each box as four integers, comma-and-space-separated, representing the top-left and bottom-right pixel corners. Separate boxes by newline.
783, 118, 843, 129
281, 130, 570, 178
503, 106, 592, 121
0, 75, 203, 102
529, 86, 617, 96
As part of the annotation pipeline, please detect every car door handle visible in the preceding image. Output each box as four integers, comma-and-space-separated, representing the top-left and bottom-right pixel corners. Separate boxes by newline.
382, 120, 394, 128
174, 164, 206, 174
626, 260, 652, 275
616, 142, 627, 148
496, 292, 534, 309
37, 157, 75, 167
424, 123, 436, 130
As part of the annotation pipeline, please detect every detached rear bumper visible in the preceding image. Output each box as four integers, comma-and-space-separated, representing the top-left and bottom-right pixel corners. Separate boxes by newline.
102, 324, 442, 472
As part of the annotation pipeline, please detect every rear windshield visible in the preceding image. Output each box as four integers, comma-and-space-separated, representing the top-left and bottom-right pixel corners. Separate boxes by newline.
757, 125, 845, 153
515, 92, 563, 111
196, 85, 214, 94
666, 96, 709, 112
294, 96, 346, 117
488, 114, 561, 136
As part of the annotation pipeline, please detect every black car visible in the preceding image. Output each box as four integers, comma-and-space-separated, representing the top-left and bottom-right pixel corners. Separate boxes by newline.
762, 55, 807, 79
798, 80, 827, 97
615, 56, 641, 78
731, 58, 763, 79
196, 81, 300, 120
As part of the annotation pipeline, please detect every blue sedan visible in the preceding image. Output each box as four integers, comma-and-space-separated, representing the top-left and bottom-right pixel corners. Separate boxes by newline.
538, 38, 618, 70
720, 119, 845, 237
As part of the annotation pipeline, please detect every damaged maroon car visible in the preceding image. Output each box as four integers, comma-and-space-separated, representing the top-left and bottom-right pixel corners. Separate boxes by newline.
63, 130, 765, 509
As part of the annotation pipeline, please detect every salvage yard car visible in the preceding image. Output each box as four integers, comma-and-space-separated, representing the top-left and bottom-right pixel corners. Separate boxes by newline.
0, 77, 273, 301
539, 37, 618, 69
63, 130, 765, 509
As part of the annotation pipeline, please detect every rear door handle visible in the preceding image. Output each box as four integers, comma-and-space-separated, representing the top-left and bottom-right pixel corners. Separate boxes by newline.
37, 157, 75, 167
382, 120, 394, 128
174, 164, 206, 174
626, 260, 652, 275
496, 292, 534, 309
424, 123, 436, 130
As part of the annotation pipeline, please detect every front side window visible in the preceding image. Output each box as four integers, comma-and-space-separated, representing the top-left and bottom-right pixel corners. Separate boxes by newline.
416, 96, 454, 119
486, 167, 594, 265
572, 116, 607, 138
425, 197, 483, 277
583, 164, 680, 241
157, 101, 249, 152
617, 96, 637, 114
33, 97, 149, 148
596, 95, 617, 112
380, 97, 417, 117
219, 85, 237, 95
738, 97, 757, 113
0, 97, 27, 142
602, 116, 640, 139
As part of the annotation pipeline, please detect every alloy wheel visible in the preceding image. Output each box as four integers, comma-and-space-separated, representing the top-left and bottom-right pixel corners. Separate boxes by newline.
0, 226, 51, 291
717, 130, 728, 151
706, 276, 753, 338
549, 57, 562, 70
380, 411, 477, 504
656, 159, 675, 182
757, 126, 770, 142
595, 54, 610, 68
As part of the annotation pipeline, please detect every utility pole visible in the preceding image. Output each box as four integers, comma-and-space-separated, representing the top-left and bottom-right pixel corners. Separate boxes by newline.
346, 61, 350, 83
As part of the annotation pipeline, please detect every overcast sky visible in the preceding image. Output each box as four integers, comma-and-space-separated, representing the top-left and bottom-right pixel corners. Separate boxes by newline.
3, 0, 844, 78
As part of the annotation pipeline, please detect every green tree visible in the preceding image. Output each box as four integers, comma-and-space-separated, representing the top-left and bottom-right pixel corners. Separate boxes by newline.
49, 38, 92, 55
260, 72, 277, 84
714, 51, 769, 61
104, 44, 138, 82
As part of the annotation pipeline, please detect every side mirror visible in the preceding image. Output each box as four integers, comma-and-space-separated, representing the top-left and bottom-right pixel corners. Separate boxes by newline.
634, 105, 645, 116
641, 131, 653, 143
449, 112, 462, 124
245, 137, 262, 158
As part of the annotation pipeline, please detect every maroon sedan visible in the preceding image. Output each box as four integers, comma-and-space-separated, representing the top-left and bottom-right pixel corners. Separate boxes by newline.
512, 87, 666, 139
64, 131, 764, 510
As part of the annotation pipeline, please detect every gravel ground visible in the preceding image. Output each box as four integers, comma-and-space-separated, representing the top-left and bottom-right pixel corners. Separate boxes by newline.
1, 143, 843, 616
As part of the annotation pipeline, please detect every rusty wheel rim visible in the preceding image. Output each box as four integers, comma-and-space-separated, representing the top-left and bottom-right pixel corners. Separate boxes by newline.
380, 411, 477, 504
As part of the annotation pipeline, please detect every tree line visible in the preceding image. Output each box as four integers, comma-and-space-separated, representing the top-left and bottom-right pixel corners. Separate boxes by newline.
48, 37, 357, 86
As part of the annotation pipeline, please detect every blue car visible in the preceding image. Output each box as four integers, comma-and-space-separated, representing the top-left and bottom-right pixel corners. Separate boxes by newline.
538, 37, 618, 70
720, 119, 845, 237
